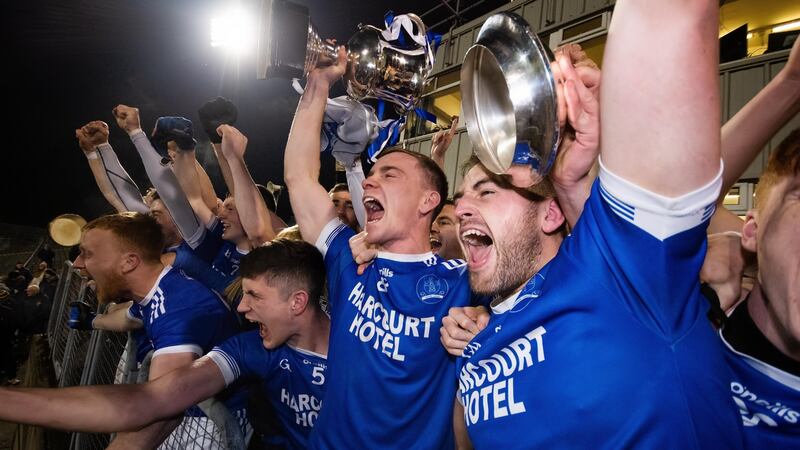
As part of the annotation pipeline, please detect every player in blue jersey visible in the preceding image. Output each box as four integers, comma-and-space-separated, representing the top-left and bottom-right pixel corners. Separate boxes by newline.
701, 35, 800, 448
283, 46, 472, 449
444, 2, 745, 448
38, 212, 250, 447
0, 239, 329, 450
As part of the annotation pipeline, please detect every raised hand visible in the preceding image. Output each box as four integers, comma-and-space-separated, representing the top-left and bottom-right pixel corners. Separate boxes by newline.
75, 120, 109, 153
308, 43, 347, 87
151, 116, 197, 151
112, 104, 142, 133
217, 124, 248, 160
431, 116, 459, 169
550, 51, 600, 190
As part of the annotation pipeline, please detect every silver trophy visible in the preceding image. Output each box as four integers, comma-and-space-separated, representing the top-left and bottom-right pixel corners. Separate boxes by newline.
460, 12, 560, 175
257, 0, 433, 112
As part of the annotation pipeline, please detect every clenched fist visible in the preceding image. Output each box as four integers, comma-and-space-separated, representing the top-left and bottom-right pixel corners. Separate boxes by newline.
75, 120, 109, 153
112, 104, 142, 134
217, 124, 248, 160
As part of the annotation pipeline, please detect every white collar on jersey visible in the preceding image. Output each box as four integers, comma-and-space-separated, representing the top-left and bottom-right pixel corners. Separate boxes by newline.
375, 251, 435, 262
491, 290, 522, 315
288, 345, 328, 360
138, 265, 173, 305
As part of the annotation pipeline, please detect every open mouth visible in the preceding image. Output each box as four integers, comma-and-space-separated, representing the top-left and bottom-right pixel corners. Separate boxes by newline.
430, 235, 442, 251
363, 196, 385, 224
248, 318, 268, 339
460, 227, 494, 269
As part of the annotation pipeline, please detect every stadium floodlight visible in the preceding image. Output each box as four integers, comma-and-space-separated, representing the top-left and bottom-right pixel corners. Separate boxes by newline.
210, 7, 256, 53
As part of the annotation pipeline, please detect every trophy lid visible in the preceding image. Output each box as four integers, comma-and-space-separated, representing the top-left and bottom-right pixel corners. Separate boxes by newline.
460, 12, 559, 175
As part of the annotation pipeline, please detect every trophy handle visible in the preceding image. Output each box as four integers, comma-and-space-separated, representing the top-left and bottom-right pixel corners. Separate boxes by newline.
305, 25, 339, 74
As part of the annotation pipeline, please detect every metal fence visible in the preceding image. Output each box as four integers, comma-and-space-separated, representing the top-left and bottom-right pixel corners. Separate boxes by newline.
46, 261, 245, 450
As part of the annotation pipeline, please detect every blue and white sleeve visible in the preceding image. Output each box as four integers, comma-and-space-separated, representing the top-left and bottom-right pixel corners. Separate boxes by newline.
569, 158, 723, 336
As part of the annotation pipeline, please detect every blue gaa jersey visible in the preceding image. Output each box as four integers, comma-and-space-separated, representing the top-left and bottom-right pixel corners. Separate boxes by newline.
721, 306, 800, 448
172, 244, 232, 297
207, 330, 327, 450
127, 266, 248, 414
457, 162, 744, 449
308, 219, 471, 449
211, 241, 248, 286
168, 218, 225, 265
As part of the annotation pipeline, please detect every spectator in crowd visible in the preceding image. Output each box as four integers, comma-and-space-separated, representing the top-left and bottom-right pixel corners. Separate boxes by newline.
0, 282, 17, 384
37, 243, 55, 268
28, 261, 48, 288
10, 262, 32, 286
0, 240, 328, 450
18, 284, 50, 336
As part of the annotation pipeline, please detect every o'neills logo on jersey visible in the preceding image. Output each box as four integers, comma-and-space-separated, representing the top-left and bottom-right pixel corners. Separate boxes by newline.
731, 381, 799, 427
346, 282, 436, 362
459, 326, 546, 426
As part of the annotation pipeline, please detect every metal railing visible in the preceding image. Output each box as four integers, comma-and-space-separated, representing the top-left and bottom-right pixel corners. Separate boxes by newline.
46, 261, 246, 450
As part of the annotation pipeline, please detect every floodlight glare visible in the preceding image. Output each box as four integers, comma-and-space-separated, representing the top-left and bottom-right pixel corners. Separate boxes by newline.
210, 8, 256, 53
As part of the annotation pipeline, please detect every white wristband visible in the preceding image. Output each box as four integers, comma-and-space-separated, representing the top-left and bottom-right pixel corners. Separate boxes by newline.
127, 128, 144, 137
85, 149, 99, 160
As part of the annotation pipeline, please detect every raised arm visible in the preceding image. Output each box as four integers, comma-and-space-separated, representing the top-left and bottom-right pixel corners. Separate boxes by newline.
111, 105, 205, 247
0, 355, 224, 433
283, 47, 347, 244
719, 36, 800, 200
76, 121, 149, 214
601, 0, 720, 195
218, 124, 276, 245
171, 143, 217, 227
212, 142, 237, 196
199, 97, 240, 197
196, 159, 220, 214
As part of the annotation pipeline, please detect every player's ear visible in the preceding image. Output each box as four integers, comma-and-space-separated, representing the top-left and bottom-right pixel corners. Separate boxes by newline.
541, 198, 565, 234
290, 290, 310, 315
120, 252, 141, 274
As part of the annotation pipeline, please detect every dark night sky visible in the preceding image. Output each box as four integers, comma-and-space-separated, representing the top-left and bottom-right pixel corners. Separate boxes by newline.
2, 0, 462, 227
